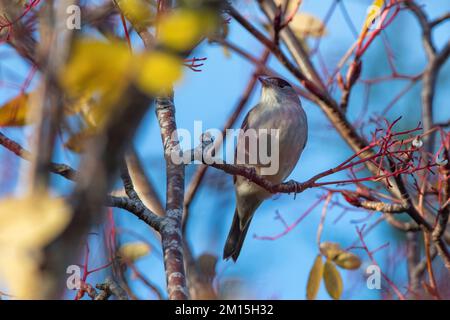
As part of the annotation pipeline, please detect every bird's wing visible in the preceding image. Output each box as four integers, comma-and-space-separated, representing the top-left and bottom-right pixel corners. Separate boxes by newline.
240, 104, 256, 131
233, 106, 257, 184
238, 104, 276, 169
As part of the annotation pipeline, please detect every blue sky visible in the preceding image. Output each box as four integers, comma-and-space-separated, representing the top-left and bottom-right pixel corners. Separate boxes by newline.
0, 0, 449, 300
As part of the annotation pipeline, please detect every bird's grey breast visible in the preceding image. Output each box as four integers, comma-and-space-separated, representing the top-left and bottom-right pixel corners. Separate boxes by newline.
243, 99, 308, 183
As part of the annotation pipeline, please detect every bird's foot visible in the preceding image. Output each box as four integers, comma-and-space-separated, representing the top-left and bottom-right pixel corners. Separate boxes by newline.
286, 179, 299, 199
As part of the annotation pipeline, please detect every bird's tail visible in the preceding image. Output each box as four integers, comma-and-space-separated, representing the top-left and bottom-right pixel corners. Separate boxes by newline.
223, 208, 252, 262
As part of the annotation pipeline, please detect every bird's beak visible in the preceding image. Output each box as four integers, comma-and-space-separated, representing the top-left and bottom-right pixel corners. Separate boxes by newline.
258, 77, 270, 87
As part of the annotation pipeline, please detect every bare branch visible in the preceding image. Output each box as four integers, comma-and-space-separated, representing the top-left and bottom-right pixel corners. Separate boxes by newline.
95, 277, 128, 300
155, 93, 189, 300
107, 196, 163, 232
355, 200, 409, 213
0, 131, 77, 180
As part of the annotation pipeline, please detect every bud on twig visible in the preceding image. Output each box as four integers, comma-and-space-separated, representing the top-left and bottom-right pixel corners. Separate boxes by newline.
412, 136, 423, 149
346, 59, 362, 88
341, 190, 361, 207
337, 73, 345, 91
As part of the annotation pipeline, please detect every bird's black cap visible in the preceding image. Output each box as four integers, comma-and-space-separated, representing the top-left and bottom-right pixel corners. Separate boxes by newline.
259, 77, 292, 88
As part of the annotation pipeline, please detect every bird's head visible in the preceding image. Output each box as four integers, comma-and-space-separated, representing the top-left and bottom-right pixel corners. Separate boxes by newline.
258, 77, 298, 104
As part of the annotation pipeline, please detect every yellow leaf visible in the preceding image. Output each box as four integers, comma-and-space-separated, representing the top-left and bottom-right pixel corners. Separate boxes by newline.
0, 248, 49, 299
63, 39, 132, 94
306, 254, 324, 300
158, 9, 217, 52
319, 241, 343, 260
61, 39, 134, 126
372, 0, 385, 9
136, 51, 182, 95
290, 13, 327, 39
364, 0, 385, 29
0, 192, 72, 299
116, 0, 154, 31
118, 242, 151, 262
64, 129, 96, 153
334, 252, 362, 270
64, 92, 95, 116
323, 260, 343, 300
0, 93, 29, 127
0, 193, 72, 248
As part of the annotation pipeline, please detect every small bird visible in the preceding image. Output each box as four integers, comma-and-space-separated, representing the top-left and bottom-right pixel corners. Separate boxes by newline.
223, 76, 308, 261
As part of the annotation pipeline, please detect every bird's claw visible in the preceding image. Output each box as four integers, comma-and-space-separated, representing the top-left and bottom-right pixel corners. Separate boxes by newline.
286, 179, 299, 199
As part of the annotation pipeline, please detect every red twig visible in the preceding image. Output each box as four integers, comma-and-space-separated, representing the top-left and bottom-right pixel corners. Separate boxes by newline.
356, 225, 406, 300
254, 194, 327, 241
184, 57, 207, 72
75, 242, 113, 300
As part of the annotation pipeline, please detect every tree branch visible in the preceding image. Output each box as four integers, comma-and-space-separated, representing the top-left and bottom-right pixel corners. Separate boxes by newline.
155, 93, 189, 300
0, 131, 77, 180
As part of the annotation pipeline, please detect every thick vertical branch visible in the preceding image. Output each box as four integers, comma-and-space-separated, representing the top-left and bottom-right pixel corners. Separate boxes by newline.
42, 86, 152, 298
155, 94, 189, 300
27, 0, 77, 189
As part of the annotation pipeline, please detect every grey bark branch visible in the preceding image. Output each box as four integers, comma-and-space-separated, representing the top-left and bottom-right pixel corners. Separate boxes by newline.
155, 93, 189, 300
107, 196, 163, 232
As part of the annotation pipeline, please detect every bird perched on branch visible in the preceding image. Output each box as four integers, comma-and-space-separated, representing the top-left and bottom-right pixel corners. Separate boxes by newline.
223, 76, 308, 261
